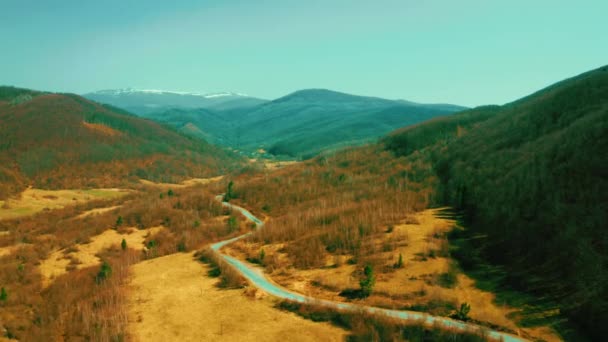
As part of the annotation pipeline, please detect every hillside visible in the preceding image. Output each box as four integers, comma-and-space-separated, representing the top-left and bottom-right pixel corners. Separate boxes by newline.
84, 88, 268, 115
384, 65, 608, 340
141, 89, 467, 158
207, 65, 606, 341
144, 107, 235, 146
0, 87, 242, 198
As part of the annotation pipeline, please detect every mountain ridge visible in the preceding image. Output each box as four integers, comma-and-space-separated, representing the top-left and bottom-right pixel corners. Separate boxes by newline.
86, 87, 467, 157
84, 88, 268, 114
0, 86, 242, 198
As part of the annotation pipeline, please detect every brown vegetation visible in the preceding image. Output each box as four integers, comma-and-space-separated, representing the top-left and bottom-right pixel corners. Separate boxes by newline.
0, 181, 247, 341
214, 145, 560, 341
0, 88, 243, 199
275, 300, 491, 342
215, 146, 435, 269
128, 252, 345, 341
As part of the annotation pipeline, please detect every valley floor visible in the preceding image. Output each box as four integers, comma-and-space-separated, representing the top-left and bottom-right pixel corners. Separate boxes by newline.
127, 252, 346, 342
224, 208, 561, 342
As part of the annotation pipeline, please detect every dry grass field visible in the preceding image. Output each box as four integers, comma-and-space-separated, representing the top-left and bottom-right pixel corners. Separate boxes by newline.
139, 176, 224, 189
128, 252, 346, 342
39, 226, 165, 287
0, 187, 130, 220
225, 208, 561, 342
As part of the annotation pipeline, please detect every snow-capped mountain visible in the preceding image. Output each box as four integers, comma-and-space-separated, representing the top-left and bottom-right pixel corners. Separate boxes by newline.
83, 88, 267, 114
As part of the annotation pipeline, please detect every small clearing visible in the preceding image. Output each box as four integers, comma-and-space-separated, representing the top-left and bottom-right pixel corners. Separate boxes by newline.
39, 226, 164, 287
128, 252, 346, 342
139, 176, 224, 189
74, 205, 122, 219
82, 121, 122, 136
0, 187, 130, 221
263, 160, 299, 170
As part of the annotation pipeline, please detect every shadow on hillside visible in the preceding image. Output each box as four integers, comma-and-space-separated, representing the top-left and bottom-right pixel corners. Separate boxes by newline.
446, 216, 576, 340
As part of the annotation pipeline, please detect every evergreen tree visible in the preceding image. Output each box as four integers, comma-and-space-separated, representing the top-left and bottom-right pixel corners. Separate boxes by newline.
359, 264, 375, 298
0, 287, 7, 302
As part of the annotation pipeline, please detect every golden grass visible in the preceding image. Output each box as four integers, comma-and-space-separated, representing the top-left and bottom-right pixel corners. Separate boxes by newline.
0, 187, 130, 220
0, 243, 27, 257
74, 205, 122, 219
39, 226, 164, 287
227, 208, 562, 342
138, 176, 224, 189
263, 160, 299, 170
128, 252, 346, 342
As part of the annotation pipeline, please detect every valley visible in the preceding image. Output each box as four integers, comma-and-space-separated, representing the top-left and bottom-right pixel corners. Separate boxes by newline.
210, 197, 560, 342
128, 252, 346, 342
85, 88, 465, 158
0, 54, 605, 342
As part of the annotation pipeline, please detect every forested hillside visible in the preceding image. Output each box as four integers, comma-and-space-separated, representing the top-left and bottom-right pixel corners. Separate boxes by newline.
96, 88, 466, 158
384, 66, 608, 340
0, 87, 242, 198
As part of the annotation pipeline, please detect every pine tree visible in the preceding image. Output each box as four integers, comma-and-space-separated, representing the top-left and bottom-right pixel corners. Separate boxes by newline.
224, 181, 235, 201
359, 264, 375, 298
394, 253, 404, 268
115, 215, 123, 228
0, 287, 7, 302
95, 261, 112, 284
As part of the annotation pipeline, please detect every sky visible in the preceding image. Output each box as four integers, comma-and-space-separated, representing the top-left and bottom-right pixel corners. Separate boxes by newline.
0, 0, 606, 107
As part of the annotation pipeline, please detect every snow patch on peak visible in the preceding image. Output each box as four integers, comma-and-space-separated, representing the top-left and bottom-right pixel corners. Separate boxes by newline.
203, 92, 249, 98
90, 88, 249, 98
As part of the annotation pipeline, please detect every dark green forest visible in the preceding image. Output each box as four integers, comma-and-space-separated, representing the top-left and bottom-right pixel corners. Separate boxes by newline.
384, 66, 608, 340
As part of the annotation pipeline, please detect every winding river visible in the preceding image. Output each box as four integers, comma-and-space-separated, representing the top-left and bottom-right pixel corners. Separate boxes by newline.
210, 198, 526, 342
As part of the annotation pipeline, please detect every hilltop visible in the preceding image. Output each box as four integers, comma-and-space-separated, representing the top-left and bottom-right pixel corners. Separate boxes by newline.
84, 88, 268, 114
98, 88, 466, 158
0, 87, 242, 198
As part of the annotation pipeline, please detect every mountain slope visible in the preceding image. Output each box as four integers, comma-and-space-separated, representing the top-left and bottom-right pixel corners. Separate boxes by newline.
384, 65, 608, 340
236, 89, 466, 157
87, 88, 466, 158
0, 87, 242, 198
83, 88, 268, 115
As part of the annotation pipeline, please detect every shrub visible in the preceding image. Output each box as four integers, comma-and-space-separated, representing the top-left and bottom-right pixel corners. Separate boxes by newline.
227, 216, 238, 232
121, 238, 127, 251
115, 216, 123, 228
454, 302, 471, 321
359, 264, 375, 298
177, 240, 186, 252
0, 287, 7, 302
223, 181, 235, 202
95, 261, 112, 284
393, 253, 404, 268
437, 262, 458, 288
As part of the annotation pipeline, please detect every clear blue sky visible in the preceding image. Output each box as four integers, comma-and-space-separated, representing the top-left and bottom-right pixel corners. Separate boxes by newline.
1, 0, 606, 106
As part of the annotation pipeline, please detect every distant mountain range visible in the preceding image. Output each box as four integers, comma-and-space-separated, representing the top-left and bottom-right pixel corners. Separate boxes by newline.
84, 88, 268, 114
84, 88, 467, 158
